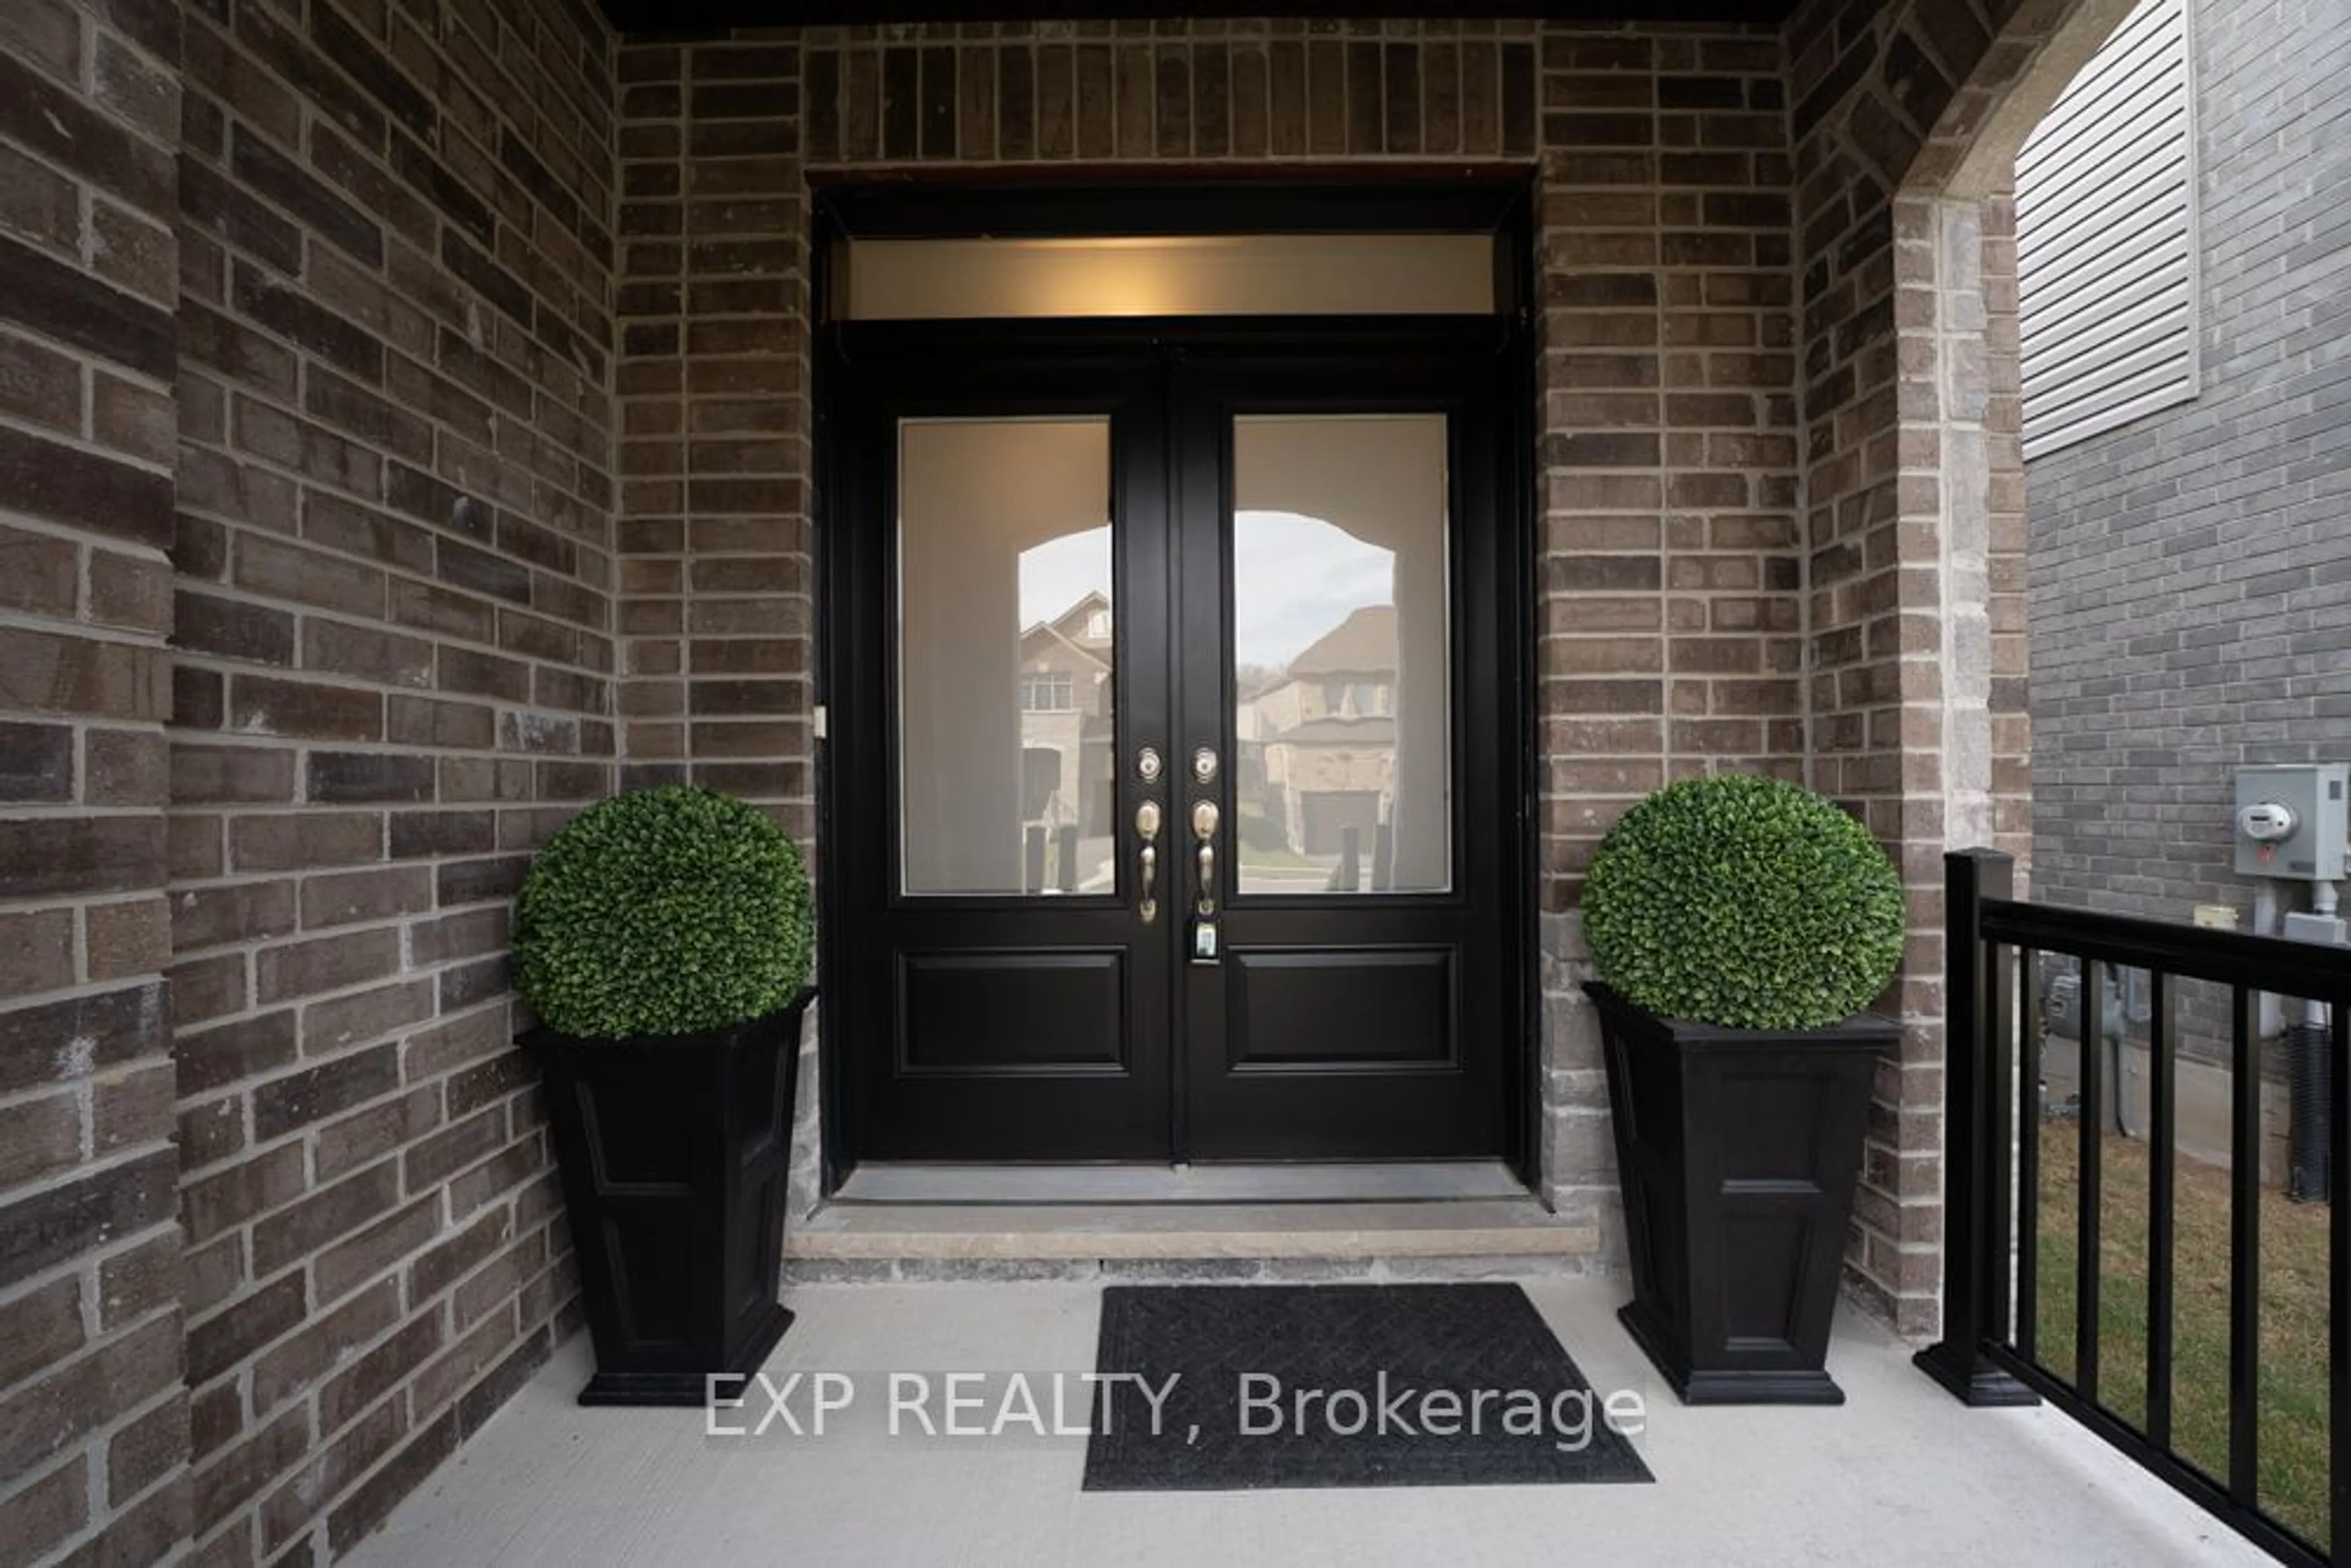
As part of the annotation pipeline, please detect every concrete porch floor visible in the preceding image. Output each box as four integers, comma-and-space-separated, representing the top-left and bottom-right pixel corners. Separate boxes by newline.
351, 1279, 2267, 1567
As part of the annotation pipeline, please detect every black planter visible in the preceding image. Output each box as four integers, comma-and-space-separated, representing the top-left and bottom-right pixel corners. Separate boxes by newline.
1588, 980, 1896, 1405
524, 988, 812, 1407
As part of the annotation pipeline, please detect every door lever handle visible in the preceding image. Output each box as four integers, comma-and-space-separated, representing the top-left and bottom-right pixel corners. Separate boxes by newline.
1190, 800, 1220, 915
1136, 800, 1162, 924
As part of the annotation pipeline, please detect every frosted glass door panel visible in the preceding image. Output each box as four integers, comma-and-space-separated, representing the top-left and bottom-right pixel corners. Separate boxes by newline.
899, 418, 1116, 896
1230, 415, 1451, 896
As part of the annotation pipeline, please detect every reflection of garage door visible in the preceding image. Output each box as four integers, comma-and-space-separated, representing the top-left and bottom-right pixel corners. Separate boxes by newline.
1022, 748, 1061, 818
1302, 790, 1381, 855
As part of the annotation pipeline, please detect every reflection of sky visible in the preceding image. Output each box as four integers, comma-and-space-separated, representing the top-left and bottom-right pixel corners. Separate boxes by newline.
1018, 513, 1391, 669
1233, 513, 1391, 667
1019, 525, 1111, 629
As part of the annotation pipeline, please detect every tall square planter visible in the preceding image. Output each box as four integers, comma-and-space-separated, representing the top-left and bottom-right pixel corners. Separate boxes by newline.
1588, 981, 1896, 1405
524, 988, 812, 1406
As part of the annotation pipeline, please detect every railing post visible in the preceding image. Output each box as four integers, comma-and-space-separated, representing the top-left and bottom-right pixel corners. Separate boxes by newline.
1916, 849, 2039, 1406
2330, 989, 2349, 1561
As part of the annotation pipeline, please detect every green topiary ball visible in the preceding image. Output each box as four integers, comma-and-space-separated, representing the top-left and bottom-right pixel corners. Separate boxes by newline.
1581, 773, 1906, 1031
514, 785, 814, 1040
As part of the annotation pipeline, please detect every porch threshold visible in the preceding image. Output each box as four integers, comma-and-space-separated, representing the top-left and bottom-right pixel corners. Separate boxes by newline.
831, 1160, 1531, 1204
786, 1195, 1596, 1264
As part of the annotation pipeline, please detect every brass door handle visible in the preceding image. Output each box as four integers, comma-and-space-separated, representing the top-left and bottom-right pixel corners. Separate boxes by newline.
1191, 800, 1219, 915
1136, 800, 1162, 924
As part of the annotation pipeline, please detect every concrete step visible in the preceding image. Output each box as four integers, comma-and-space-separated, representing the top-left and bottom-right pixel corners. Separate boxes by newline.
830, 1160, 1530, 1205
786, 1195, 1597, 1265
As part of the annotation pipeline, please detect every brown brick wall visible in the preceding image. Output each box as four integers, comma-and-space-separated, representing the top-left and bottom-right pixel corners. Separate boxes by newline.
1525, 22, 1805, 1244
165, 0, 614, 1558
801, 23, 1542, 163
1788, 0, 2109, 1330
776, 18, 1807, 905
0, 0, 190, 1560
1529, 24, 1804, 902
614, 36, 815, 844
0, 3, 2107, 1553
605, 19, 1807, 1242
613, 14, 2066, 1326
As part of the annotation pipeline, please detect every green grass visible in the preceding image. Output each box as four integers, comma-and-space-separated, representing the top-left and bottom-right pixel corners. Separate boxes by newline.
2033, 1123, 2333, 1549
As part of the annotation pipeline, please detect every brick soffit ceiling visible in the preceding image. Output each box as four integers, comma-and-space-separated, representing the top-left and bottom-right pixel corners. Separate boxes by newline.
596, 1, 1808, 31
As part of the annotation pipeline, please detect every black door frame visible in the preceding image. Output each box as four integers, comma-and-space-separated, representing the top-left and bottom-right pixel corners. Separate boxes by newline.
1170, 342, 1518, 1160
811, 176, 1540, 1195
828, 341, 1179, 1163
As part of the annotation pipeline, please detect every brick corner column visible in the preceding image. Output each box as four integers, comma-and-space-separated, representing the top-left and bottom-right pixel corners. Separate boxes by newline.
0, 0, 192, 1558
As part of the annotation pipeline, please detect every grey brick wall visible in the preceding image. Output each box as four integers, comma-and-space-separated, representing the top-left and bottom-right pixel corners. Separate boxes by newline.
2028, 0, 2351, 926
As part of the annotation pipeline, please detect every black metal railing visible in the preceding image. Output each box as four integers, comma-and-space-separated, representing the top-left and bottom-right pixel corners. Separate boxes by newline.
1919, 849, 2351, 1565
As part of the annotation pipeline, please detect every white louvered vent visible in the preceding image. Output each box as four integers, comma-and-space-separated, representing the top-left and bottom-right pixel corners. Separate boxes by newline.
2015, 0, 2199, 460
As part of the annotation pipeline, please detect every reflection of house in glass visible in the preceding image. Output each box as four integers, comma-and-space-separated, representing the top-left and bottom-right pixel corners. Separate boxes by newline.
1018, 590, 1116, 891
1236, 604, 1399, 891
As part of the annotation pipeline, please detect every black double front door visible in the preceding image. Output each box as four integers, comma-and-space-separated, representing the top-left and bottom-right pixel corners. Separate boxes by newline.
826, 323, 1525, 1165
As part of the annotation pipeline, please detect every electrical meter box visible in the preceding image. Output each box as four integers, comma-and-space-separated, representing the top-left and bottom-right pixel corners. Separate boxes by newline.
2233, 765, 2349, 880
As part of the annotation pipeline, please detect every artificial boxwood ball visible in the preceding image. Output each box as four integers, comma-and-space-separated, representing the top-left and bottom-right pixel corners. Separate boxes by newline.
1581, 773, 1906, 1031
514, 785, 814, 1040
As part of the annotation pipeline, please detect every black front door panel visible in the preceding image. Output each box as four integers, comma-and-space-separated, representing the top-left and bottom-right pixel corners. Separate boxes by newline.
826, 325, 1524, 1164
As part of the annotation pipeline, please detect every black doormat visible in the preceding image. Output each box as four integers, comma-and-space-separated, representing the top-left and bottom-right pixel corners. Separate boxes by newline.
1081, 1283, 1653, 1490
